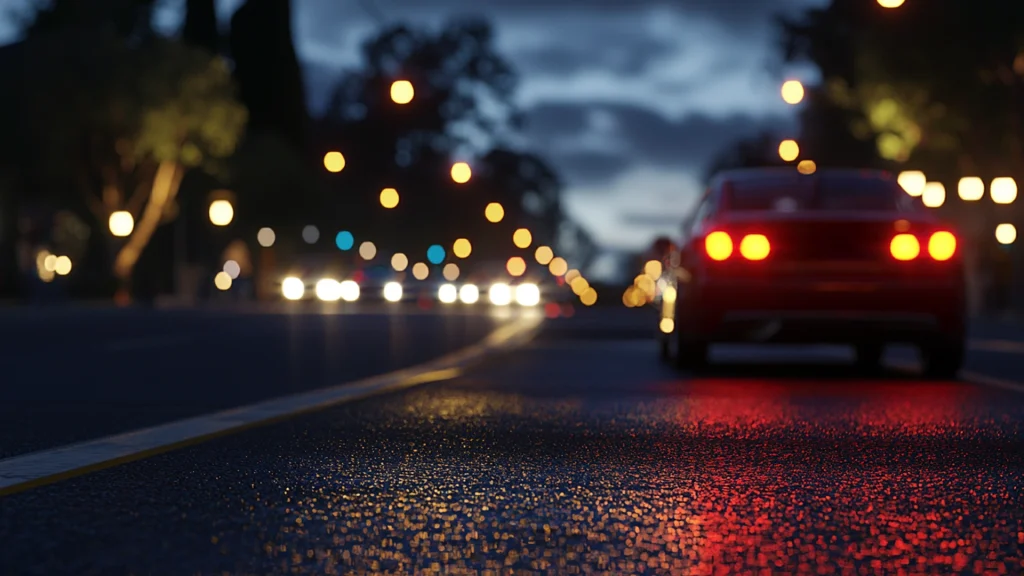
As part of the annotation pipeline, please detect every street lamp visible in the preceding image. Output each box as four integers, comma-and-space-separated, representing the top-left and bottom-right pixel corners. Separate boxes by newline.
958, 177, 984, 201
991, 177, 1017, 204
780, 80, 804, 105
778, 140, 799, 162
512, 228, 532, 249
390, 80, 414, 104
485, 202, 504, 223
451, 162, 471, 184
108, 210, 134, 237
380, 187, 399, 208
897, 171, 926, 196
209, 199, 233, 226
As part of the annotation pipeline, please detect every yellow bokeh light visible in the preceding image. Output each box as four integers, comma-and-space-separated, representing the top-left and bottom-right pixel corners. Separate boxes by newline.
443, 263, 460, 281
877, 0, 904, 7
705, 231, 733, 261
451, 162, 471, 184
958, 177, 983, 201
643, 260, 662, 278
323, 151, 345, 172
380, 187, 399, 208
634, 274, 655, 301
390, 80, 414, 104
214, 271, 232, 290
995, 223, 1016, 245
108, 210, 134, 237
512, 228, 532, 249
897, 171, 926, 196
484, 202, 504, 223
890, 233, 920, 261
580, 287, 597, 306
534, 245, 553, 265
991, 177, 1017, 204
564, 269, 581, 283
662, 285, 677, 303
797, 159, 816, 174
43, 254, 57, 272
922, 182, 945, 207
54, 255, 72, 276
780, 80, 804, 105
548, 257, 567, 276
623, 287, 636, 308
506, 256, 526, 276
927, 231, 956, 261
209, 199, 233, 226
411, 262, 429, 280
453, 238, 472, 258
659, 317, 674, 334
257, 227, 276, 247
570, 276, 589, 295
739, 234, 770, 261
778, 139, 799, 162
391, 253, 409, 271
358, 241, 377, 260
281, 276, 304, 300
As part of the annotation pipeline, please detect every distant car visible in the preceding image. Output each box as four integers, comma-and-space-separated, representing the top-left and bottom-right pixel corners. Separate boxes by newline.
659, 168, 966, 378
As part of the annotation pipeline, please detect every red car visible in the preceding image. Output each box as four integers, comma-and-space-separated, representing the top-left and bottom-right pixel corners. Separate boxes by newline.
660, 168, 966, 378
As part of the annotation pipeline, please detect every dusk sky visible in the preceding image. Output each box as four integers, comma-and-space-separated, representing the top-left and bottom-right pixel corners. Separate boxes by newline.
1, 0, 826, 252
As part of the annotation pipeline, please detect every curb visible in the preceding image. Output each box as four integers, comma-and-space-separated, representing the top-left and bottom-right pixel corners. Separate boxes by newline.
0, 313, 543, 497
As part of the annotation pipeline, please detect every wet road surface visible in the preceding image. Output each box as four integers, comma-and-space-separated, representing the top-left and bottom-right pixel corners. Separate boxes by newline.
0, 306, 502, 459
2, 311, 1024, 574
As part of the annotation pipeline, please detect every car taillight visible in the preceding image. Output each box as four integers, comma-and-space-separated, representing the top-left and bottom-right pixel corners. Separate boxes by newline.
739, 234, 770, 260
927, 231, 956, 261
705, 231, 733, 261
890, 233, 920, 261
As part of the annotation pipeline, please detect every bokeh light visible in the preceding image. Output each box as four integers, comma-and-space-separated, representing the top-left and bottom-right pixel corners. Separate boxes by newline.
634, 274, 656, 301
257, 227, 276, 247
534, 245, 553, 265
214, 271, 232, 290
390, 80, 414, 104
108, 210, 134, 237
335, 230, 354, 250
427, 244, 446, 264
412, 262, 429, 280
323, 151, 345, 172
580, 287, 597, 306
659, 318, 674, 333
897, 170, 926, 196
781, 80, 804, 105
391, 253, 409, 271
54, 255, 72, 276
564, 269, 581, 283
922, 182, 945, 207
489, 283, 512, 306
484, 202, 504, 223
223, 260, 241, 279
339, 280, 360, 302
379, 187, 399, 208
453, 238, 472, 258
643, 260, 662, 278
209, 199, 233, 226
890, 233, 920, 261
442, 262, 460, 281
512, 228, 532, 249
506, 256, 526, 276
778, 140, 799, 162
570, 276, 589, 295
42, 253, 56, 272
515, 283, 540, 307
991, 177, 1017, 204
459, 284, 479, 304
315, 278, 341, 302
438, 284, 457, 304
303, 225, 320, 244
877, 0, 904, 7
705, 231, 733, 261
797, 159, 816, 174
663, 286, 677, 303
958, 177, 984, 201
450, 162, 471, 183
281, 276, 305, 300
739, 234, 771, 260
383, 282, 403, 302
548, 257, 567, 276
996, 223, 1016, 245
359, 241, 377, 260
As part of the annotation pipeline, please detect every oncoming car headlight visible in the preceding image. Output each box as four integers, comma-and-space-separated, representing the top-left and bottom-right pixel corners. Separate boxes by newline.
459, 284, 479, 304
315, 278, 341, 302
514, 283, 540, 306
339, 280, 360, 302
382, 282, 403, 302
488, 283, 512, 306
438, 283, 457, 303
282, 276, 305, 301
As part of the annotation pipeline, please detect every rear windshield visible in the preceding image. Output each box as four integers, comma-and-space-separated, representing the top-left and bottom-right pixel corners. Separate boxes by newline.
726, 175, 909, 211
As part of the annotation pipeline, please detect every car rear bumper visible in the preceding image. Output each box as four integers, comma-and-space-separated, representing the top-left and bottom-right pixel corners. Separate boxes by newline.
685, 277, 965, 343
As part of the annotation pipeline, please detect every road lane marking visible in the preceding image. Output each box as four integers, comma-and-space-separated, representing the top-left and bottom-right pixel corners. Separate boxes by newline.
0, 315, 542, 497
968, 339, 1024, 354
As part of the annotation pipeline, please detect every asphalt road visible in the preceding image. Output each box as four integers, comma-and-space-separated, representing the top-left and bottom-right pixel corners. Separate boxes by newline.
2, 308, 1023, 574
0, 305, 504, 459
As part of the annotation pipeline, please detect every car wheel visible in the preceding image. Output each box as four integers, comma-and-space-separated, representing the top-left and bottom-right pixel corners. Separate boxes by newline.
920, 336, 965, 380
854, 342, 884, 372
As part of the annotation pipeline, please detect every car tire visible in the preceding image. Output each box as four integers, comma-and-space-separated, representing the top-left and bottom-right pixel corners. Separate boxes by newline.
854, 342, 884, 372
921, 336, 965, 380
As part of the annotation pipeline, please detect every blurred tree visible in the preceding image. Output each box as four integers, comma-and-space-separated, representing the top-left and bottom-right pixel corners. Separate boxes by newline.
320, 18, 562, 268
22, 20, 247, 290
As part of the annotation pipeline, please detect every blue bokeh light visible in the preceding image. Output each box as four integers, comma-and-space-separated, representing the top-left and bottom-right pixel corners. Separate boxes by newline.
335, 231, 354, 250
427, 244, 446, 264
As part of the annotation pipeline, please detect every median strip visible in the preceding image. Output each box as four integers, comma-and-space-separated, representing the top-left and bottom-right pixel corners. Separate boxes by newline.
0, 313, 542, 497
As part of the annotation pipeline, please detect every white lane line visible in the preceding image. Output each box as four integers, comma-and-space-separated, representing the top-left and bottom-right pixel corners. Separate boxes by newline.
0, 315, 542, 496
968, 339, 1024, 354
